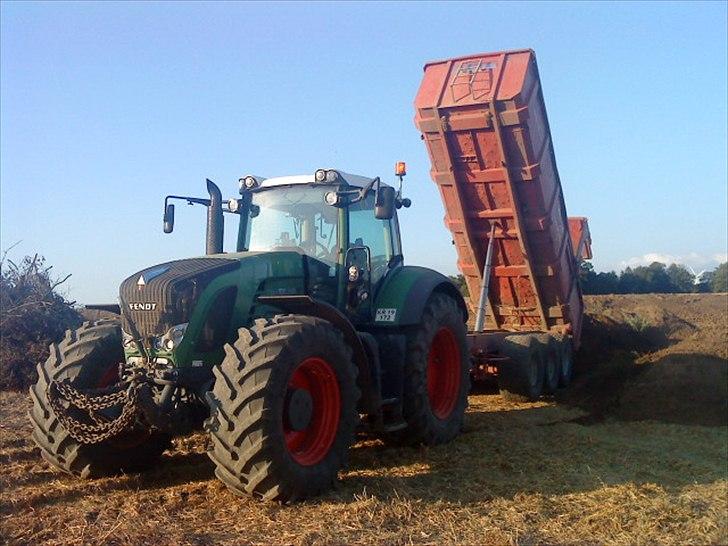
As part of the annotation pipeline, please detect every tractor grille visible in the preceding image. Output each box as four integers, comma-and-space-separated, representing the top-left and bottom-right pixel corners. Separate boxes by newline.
119, 258, 238, 338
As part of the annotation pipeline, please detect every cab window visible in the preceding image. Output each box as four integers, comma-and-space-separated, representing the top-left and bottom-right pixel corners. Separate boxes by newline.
349, 195, 395, 285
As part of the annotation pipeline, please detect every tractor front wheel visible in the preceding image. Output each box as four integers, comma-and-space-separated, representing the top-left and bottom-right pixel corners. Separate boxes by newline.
29, 320, 170, 478
206, 315, 359, 502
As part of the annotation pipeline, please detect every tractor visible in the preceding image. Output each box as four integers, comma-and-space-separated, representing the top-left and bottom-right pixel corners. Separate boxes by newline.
29, 167, 470, 502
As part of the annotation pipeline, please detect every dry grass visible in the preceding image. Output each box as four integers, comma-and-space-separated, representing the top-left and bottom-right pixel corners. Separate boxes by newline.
1, 294, 726, 545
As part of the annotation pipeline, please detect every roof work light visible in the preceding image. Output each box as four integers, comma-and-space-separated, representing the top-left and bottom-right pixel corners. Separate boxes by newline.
314, 169, 341, 183
239, 175, 259, 193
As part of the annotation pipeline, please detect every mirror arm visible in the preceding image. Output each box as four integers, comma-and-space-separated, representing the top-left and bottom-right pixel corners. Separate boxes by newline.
349, 177, 380, 204
164, 195, 211, 208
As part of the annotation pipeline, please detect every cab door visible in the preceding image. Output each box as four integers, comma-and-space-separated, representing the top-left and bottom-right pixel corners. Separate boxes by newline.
346, 195, 398, 322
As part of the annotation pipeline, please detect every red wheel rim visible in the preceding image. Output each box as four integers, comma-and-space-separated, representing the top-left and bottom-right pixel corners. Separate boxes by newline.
96, 364, 119, 389
427, 327, 461, 420
284, 357, 341, 466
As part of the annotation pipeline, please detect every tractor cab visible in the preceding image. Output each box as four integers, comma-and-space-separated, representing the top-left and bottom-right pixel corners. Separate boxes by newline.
230, 170, 408, 320
162, 168, 411, 324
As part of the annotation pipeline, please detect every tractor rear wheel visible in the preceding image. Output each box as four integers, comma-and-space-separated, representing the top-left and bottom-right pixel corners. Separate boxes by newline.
206, 315, 359, 502
389, 293, 469, 446
498, 334, 545, 402
28, 320, 170, 478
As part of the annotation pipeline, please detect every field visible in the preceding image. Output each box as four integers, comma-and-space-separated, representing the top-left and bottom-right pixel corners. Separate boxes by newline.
1, 293, 726, 545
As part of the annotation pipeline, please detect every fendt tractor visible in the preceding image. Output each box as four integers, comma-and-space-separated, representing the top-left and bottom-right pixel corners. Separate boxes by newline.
29, 49, 591, 502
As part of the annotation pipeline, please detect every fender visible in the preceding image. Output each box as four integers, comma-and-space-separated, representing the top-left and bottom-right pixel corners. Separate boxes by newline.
256, 294, 379, 414
372, 266, 468, 327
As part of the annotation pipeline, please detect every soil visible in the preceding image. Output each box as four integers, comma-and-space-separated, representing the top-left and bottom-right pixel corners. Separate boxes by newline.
1, 293, 726, 545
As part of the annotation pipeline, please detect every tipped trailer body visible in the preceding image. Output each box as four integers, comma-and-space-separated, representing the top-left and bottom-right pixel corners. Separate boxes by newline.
414, 49, 591, 394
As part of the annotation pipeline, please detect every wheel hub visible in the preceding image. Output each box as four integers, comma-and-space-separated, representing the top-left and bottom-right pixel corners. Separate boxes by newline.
285, 388, 313, 432
283, 356, 341, 466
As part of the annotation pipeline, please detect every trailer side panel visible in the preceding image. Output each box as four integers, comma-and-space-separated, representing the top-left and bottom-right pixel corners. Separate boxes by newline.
414, 49, 585, 347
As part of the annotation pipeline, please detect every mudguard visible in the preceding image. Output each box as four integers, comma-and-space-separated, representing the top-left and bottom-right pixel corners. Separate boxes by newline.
372, 266, 468, 327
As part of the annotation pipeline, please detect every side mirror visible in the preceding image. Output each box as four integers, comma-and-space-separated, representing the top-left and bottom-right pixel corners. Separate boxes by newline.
344, 246, 371, 310
375, 185, 395, 220
345, 246, 370, 282
163, 203, 175, 233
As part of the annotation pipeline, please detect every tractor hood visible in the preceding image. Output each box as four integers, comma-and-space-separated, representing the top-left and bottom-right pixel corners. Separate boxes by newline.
119, 257, 239, 338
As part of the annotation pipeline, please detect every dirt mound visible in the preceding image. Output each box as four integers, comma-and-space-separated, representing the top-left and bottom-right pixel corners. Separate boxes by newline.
570, 294, 728, 426
616, 354, 727, 426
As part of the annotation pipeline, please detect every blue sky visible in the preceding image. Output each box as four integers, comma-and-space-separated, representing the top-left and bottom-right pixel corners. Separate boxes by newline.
1, 1, 727, 303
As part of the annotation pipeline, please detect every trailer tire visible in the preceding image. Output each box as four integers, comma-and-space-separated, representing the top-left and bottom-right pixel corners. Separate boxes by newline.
28, 320, 170, 478
498, 334, 545, 402
535, 334, 560, 394
206, 315, 359, 503
558, 339, 574, 387
388, 293, 469, 446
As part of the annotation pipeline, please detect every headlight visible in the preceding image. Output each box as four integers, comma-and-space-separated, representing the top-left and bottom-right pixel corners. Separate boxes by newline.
228, 198, 241, 212
160, 323, 188, 351
314, 169, 327, 182
348, 265, 360, 282
325, 169, 340, 182
122, 329, 135, 348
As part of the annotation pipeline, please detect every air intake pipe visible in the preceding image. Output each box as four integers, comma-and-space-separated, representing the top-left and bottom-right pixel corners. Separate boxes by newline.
206, 178, 224, 255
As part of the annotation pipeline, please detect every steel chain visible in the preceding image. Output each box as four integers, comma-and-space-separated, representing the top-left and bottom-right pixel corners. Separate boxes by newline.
47, 380, 140, 445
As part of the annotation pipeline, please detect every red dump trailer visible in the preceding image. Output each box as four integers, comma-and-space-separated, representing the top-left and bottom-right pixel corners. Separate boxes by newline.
414, 49, 591, 399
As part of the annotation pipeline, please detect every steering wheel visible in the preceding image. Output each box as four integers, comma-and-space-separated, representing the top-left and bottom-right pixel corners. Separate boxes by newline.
371, 257, 389, 283
315, 241, 334, 261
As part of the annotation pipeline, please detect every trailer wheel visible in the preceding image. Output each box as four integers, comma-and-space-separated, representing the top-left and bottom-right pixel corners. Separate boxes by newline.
205, 315, 359, 502
498, 334, 545, 402
28, 320, 170, 478
535, 334, 560, 394
558, 339, 574, 387
389, 293, 469, 446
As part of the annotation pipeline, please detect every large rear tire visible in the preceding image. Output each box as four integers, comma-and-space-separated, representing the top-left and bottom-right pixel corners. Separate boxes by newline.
389, 293, 470, 446
536, 334, 560, 394
498, 334, 545, 402
558, 338, 574, 387
206, 315, 359, 502
28, 320, 170, 478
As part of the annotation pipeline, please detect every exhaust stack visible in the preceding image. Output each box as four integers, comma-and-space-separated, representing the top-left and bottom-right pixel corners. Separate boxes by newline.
206, 179, 224, 255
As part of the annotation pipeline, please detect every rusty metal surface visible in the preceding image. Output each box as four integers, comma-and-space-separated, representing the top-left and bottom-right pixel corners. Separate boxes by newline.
568, 217, 593, 260
414, 49, 585, 347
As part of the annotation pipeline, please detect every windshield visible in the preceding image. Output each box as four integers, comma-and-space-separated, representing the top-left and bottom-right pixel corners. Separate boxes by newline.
245, 185, 339, 265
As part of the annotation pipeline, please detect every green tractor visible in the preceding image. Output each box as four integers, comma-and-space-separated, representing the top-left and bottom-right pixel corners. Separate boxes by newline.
29, 167, 470, 502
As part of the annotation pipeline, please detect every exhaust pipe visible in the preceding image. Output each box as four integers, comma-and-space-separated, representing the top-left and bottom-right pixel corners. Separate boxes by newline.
205, 179, 224, 255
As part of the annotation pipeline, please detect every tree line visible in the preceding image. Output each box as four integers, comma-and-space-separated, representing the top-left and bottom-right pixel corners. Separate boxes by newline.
579, 261, 727, 295
449, 261, 728, 297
